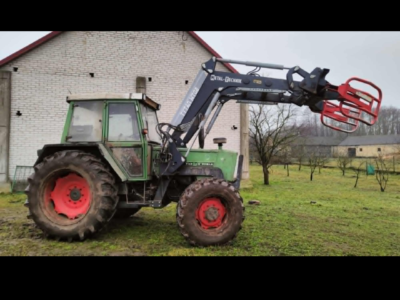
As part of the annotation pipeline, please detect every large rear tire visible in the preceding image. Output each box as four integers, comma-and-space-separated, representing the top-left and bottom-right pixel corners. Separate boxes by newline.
176, 178, 245, 246
25, 150, 118, 241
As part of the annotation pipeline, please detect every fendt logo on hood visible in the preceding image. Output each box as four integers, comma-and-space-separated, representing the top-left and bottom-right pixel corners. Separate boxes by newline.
210, 75, 242, 84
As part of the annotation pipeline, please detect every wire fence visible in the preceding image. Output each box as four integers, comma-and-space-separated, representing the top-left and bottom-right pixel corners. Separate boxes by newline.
11, 166, 34, 193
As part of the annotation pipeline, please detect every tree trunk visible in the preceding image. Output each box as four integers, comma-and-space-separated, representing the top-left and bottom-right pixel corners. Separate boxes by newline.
342, 169, 345, 176
263, 167, 270, 185
298, 164, 301, 171
310, 172, 313, 181
287, 164, 289, 176
354, 175, 359, 188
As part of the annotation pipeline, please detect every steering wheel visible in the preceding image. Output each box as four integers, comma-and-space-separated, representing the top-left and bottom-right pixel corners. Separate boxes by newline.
198, 127, 205, 149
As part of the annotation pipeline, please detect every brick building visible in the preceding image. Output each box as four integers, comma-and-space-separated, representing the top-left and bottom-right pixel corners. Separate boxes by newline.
0, 31, 249, 185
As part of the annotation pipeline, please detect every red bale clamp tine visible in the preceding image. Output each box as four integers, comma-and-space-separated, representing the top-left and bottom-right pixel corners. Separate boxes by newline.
320, 100, 360, 133
338, 77, 382, 126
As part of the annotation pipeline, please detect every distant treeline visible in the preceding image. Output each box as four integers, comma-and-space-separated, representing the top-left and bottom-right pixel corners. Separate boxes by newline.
296, 105, 400, 138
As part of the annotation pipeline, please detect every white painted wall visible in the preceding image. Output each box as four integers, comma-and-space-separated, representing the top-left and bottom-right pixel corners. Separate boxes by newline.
0, 31, 241, 179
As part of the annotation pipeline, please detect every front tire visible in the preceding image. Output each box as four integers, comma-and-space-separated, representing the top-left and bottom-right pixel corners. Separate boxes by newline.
25, 150, 118, 241
176, 178, 245, 246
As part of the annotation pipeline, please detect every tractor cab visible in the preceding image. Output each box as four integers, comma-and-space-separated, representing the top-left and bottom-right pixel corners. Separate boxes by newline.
61, 93, 161, 181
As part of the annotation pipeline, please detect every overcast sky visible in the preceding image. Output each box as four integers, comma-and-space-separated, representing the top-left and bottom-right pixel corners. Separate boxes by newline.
0, 31, 398, 108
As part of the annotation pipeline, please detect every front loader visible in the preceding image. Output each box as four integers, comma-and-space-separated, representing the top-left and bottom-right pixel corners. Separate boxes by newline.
25, 56, 382, 246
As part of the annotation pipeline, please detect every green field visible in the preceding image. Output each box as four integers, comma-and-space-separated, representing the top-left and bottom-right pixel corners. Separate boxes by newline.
0, 164, 399, 256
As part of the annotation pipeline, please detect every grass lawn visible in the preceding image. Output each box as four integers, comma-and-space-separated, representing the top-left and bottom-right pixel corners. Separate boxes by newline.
0, 164, 399, 256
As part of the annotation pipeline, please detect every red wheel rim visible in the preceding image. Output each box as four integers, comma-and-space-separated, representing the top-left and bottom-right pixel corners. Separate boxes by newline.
196, 197, 226, 229
44, 173, 91, 220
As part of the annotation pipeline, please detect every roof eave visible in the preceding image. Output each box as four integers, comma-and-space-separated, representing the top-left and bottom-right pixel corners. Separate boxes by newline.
187, 31, 239, 74
0, 31, 239, 74
0, 31, 63, 67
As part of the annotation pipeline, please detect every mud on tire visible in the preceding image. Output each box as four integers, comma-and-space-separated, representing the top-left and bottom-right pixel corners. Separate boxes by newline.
25, 150, 118, 241
176, 177, 245, 246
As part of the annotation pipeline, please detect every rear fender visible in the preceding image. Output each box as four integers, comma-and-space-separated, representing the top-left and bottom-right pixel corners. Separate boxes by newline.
35, 143, 127, 182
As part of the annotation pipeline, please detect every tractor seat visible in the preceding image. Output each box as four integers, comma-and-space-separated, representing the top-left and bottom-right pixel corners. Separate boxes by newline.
213, 137, 227, 144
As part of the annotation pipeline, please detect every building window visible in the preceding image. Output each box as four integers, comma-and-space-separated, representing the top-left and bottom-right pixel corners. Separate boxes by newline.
359, 148, 362, 152
378, 148, 381, 152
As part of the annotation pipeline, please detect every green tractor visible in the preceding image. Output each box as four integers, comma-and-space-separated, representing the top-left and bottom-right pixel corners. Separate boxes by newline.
25, 56, 382, 246
25, 92, 244, 246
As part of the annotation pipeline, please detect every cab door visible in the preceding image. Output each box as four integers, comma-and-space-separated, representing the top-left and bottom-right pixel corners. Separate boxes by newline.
104, 101, 147, 181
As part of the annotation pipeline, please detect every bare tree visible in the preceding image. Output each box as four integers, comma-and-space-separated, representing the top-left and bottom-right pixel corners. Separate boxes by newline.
308, 151, 319, 181
249, 104, 300, 185
335, 150, 353, 176
317, 152, 329, 174
296, 146, 306, 171
291, 136, 307, 171
283, 146, 291, 176
375, 155, 389, 192
306, 146, 327, 178
276, 145, 291, 176
352, 161, 365, 188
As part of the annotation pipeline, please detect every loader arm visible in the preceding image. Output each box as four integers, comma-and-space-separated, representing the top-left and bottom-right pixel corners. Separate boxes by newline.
157, 57, 382, 175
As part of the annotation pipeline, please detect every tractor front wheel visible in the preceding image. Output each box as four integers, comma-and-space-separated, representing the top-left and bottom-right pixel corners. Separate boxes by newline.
25, 150, 118, 241
176, 178, 245, 246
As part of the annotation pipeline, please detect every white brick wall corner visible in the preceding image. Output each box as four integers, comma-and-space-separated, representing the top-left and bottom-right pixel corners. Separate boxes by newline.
1, 31, 241, 178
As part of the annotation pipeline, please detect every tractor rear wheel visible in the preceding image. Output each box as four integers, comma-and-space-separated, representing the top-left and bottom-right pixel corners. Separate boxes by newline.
25, 150, 118, 241
176, 178, 245, 246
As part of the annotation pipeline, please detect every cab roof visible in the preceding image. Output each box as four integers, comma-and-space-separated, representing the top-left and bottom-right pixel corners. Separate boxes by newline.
66, 93, 160, 110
